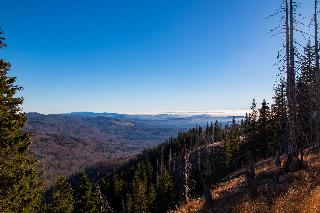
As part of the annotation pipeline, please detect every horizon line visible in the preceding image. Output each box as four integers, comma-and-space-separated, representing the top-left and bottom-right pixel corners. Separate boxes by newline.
26, 109, 250, 117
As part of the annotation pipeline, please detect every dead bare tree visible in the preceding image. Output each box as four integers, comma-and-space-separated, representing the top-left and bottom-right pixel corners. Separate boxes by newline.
315, 1, 319, 71
244, 151, 257, 197
314, 0, 320, 150
285, 0, 300, 171
180, 143, 190, 202
200, 158, 214, 208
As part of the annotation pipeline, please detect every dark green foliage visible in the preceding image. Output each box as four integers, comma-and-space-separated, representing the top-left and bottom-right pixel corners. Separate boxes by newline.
42, 173, 107, 213
0, 30, 42, 212
297, 42, 317, 150
271, 78, 288, 159
100, 121, 272, 212
73, 173, 101, 213
214, 121, 223, 142
50, 177, 74, 213
242, 99, 273, 161
243, 100, 258, 158
157, 168, 175, 212
256, 100, 272, 159
127, 163, 149, 212
40, 75, 317, 213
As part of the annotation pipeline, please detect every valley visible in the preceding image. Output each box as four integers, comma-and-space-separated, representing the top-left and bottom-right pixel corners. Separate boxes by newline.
25, 112, 240, 185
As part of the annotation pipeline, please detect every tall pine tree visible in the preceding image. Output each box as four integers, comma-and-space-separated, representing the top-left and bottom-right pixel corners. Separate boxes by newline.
73, 173, 101, 213
257, 99, 272, 159
271, 78, 288, 166
50, 176, 74, 213
297, 42, 316, 159
0, 29, 42, 212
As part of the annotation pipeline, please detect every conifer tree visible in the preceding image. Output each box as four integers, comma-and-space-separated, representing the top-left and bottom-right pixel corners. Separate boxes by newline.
50, 177, 74, 213
213, 121, 222, 142
128, 168, 148, 212
243, 99, 258, 160
297, 42, 316, 158
74, 173, 101, 213
110, 174, 125, 211
224, 137, 234, 169
0, 30, 42, 212
230, 117, 240, 140
200, 158, 214, 208
148, 183, 157, 212
271, 78, 287, 166
257, 100, 272, 159
157, 168, 174, 212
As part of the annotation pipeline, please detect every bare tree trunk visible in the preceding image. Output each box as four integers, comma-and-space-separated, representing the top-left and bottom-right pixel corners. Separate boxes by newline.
286, 0, 290, 94
315, 0, 320, 150
244, 151, 257, 197
286, 0, 299, 171
180, 144, 190, 202
95, 185, 114, 213
315, 0, 319, 71
200, 159, 214, 208
275, 147, 281, 168
183, 147, 190, 202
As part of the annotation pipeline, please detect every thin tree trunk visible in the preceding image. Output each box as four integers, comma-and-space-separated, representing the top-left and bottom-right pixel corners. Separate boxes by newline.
286, 0, 290, 89
201, 159, 214, 208
275, 147, 281, 168
315, 0, 319, 71
286, 0, 299, 171
184, 148, 190, 202
245, 151, 257, 197
180, 144, 189, 202
315, 0, 320, 149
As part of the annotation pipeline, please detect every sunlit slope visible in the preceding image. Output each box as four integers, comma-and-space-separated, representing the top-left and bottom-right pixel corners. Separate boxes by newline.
175, 152, 320, 213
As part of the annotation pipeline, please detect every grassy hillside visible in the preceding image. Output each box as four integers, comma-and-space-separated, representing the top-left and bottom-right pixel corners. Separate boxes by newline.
175, 151, 320, 213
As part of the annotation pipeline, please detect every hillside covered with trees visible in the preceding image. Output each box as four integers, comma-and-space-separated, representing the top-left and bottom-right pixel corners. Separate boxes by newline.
1, 0, 320, 212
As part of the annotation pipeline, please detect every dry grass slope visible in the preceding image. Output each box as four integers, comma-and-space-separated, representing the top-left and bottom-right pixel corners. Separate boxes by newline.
174, 152, 320, 213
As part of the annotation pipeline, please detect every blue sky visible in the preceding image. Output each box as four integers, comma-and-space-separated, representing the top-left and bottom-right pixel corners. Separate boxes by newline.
0, 0, 314, 114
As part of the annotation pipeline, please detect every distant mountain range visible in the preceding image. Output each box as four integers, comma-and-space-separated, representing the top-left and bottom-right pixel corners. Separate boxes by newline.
25, 112, 243, 185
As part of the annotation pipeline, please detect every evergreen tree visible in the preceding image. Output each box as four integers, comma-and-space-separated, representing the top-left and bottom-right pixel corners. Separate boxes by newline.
297, 42, 316, 156
230, 117, 241, 143
74, 173, 101, 213
157, 168, 174, 212
213, 120, 222, 142
126, 193, 133, 213
0, 30, 42, 212
148, 183, 157, 212
110, 174, 125, 211
224, 138, 234, 169
271, 78, 288, 166
257, 99, 272, 159
128, 168, 148, 213
50, 177, 74, 213
243, 99, 258, 160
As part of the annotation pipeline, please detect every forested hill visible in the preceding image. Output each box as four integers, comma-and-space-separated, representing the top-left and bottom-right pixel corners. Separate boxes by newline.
2, 0, 320, 212
92, 101, 279, 212
42, 103, 278, 212
25, 112, 241, 186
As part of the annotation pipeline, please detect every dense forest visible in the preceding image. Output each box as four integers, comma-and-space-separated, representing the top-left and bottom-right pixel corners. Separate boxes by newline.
0, 0, 320, 212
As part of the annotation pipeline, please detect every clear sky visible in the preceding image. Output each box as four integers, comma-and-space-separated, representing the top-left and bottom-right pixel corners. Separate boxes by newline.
0, 0, 314, 114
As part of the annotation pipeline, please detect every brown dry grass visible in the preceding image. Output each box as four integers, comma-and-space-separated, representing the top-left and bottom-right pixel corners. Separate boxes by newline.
174, 152, 320, 213
172, 199, 204, 213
